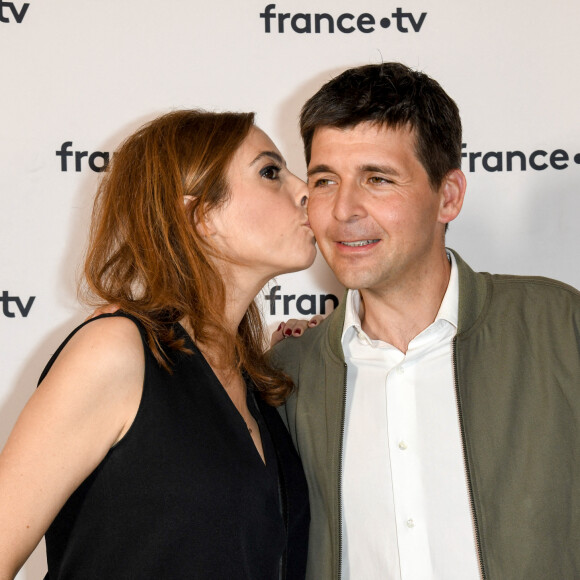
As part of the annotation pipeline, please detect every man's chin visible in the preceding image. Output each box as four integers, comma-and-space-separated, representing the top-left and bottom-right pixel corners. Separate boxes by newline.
333, 270, 370, 291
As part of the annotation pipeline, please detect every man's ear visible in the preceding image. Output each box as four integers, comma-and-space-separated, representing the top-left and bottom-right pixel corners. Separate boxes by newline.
184, 195, 216, 237
437, 169, 466, 225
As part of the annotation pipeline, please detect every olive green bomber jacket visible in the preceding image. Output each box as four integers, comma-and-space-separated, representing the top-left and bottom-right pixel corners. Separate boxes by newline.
269, 250, 580, 579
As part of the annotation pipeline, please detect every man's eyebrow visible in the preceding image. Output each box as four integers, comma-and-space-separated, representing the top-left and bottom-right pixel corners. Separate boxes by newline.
307, 164, 332, 177
307, 163, 401, 177
360, 164, 401, 176
250, 151, 285, 166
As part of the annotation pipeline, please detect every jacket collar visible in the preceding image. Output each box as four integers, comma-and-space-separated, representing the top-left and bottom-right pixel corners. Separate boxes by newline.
449, 249, 490, 337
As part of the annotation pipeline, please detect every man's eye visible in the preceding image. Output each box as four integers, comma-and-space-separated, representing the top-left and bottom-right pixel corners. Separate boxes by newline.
260, 165, 280, 180
368, 176, 389, 184
311, 178, 333, 188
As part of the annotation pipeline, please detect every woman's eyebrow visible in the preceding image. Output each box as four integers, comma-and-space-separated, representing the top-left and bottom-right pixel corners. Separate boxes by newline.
250, 151, 286, 166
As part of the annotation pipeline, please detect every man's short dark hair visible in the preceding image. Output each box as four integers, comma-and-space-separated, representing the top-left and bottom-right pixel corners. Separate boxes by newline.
300, 62, 462, 189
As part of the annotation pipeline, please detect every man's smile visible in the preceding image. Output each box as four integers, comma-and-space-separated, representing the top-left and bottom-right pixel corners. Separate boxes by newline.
339, 239, 380, 247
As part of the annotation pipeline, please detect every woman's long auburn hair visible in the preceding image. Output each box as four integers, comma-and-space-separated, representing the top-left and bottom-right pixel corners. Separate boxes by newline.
82, 109, 293, 406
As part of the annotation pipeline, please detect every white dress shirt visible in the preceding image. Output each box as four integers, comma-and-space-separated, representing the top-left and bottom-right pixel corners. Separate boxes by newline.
341, 253, 480, 579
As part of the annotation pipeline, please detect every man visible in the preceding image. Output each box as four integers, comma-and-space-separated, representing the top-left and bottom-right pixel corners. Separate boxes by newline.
270, 63, 580, 579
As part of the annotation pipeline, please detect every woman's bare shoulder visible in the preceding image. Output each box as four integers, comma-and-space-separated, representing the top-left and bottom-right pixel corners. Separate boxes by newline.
41, 315, 145, 390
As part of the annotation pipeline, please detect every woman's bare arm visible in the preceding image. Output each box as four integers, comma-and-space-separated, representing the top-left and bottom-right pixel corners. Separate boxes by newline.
0, 316, 144, 578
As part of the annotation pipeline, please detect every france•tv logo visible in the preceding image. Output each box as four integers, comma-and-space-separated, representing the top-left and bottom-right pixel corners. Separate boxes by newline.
1, 291, 35, 318
0, 2, 29, 23
259, 4, 427, 34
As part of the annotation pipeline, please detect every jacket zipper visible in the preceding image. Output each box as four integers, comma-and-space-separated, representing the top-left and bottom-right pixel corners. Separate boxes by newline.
337, 362, 347, 580
452, 338, 487, 579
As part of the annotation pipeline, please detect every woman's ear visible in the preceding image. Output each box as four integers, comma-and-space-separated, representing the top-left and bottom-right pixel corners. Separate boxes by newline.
184, 196, 217, 237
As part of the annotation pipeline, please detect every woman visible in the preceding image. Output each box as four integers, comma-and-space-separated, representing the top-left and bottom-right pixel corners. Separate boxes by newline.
0, 110, 315, 578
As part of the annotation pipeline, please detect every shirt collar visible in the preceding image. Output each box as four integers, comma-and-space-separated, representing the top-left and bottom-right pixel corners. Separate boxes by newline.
342, 287, 363, 340
341, 250, 459, 340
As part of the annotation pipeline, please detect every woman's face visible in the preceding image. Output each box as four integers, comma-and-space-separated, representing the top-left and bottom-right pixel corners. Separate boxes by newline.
206, 126, 316, 283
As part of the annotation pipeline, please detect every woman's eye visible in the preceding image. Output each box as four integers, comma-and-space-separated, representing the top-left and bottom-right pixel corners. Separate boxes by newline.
260, 165, 280, 180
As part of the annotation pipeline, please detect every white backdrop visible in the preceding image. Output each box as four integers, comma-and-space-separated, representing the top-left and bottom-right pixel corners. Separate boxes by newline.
2, 1, 579, 576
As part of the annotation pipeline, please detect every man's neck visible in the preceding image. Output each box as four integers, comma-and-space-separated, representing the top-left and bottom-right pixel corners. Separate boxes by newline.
359, 252, 452, 353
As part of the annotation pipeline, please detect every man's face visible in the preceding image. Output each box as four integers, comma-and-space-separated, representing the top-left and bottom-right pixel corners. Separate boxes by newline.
306, 122, 450, 294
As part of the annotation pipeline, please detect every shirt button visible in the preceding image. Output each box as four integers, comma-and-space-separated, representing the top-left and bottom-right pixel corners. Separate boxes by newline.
396, 366, 405, 375
407, 519, 415, 528
398, 441, 408, 451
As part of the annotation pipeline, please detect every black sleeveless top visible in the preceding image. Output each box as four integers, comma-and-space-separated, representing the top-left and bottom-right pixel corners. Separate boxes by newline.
41, 314, 309, 579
